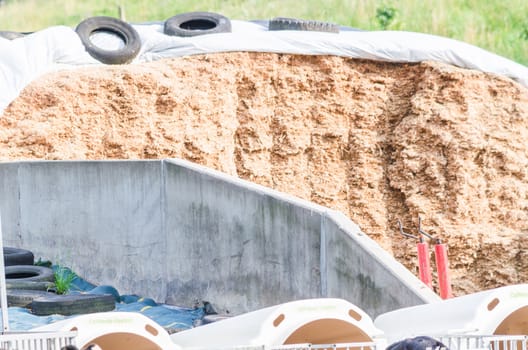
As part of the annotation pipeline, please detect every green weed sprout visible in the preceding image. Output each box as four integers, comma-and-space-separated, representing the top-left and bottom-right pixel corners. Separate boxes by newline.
53, 265, 77, 295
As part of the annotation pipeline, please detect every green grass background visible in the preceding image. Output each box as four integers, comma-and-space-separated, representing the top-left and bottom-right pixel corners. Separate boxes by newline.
0, 0, 527, 66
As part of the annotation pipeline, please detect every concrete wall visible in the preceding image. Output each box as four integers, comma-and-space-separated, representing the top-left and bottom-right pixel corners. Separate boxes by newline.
0, 159, 439, 318
322, 211, 438, 317
164, 160, 323, 313
0, 161, 167, 301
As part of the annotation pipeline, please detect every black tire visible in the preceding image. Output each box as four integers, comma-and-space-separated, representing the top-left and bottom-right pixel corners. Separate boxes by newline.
75, 16, 141, 65
7, 289, 55, 308
164, 11, 232, 37
30, 293, 116, 316
268, 17, 340, 33
5, 265, 55, 282
6, 280, 55, 291
4, 247, 34, 266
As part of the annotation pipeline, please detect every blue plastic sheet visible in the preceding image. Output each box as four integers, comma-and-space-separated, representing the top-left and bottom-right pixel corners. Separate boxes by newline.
4, 266, 205, 332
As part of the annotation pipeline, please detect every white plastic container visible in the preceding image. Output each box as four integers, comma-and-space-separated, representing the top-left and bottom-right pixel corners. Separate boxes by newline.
171, 298, 386, 349
374, 284, 528, 344
33, 311, 180, 350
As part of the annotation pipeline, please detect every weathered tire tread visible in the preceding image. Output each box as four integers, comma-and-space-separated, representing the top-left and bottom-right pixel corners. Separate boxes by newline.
7, 289, 55, 308
6, 281, 55, 291
30, 293, 116, 316
5, 265, 55, 282
268, 17, 340, 33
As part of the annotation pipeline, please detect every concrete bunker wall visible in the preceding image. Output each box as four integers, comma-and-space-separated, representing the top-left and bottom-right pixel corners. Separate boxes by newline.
0, 159, 439, 317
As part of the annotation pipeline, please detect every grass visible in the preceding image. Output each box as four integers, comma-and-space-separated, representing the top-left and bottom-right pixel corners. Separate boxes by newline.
0, 0, 526, 65
53, 265, 77, 295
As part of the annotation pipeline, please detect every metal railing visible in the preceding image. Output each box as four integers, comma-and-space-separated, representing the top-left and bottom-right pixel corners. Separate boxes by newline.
185, 342, 380, 350
186, 336, 528, 350
0, 331, 523, 350
0, 331, 77, 350
270, 341, 379, 350
437, 335, 528, 350
185, 342, 385, 350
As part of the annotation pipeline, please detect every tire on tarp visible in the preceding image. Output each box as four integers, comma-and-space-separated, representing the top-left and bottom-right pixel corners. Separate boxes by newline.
268, 17, 340, 33
5, 265, 55, 282
4, 247, 34, 266
164, 11, 232, 37
6, 280, 55, 291
75, 16, 141, 65
7, 289, 56, 308
30, 293, 116, 316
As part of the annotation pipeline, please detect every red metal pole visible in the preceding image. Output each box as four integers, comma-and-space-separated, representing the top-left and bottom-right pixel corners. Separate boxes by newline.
434, 242, 453, 299
417, 241, 433, 289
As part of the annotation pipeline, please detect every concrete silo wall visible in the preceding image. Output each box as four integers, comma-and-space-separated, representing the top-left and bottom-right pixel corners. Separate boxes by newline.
0, 159, 438, 317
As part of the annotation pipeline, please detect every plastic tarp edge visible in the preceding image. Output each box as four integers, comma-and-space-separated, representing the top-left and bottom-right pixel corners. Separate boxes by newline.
1, 20, 527, 114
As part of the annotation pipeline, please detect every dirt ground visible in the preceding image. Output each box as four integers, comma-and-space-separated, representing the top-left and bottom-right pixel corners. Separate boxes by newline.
1, 52, 527, 297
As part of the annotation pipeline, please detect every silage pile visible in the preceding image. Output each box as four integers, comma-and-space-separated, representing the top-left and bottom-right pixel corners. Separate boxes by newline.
1, 52, 527, 296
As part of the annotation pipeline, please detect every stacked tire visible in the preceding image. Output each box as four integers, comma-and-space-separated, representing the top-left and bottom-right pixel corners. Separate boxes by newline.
3, 247, 54, 308
4, 246, 34, 266
4, 247, 115, 315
